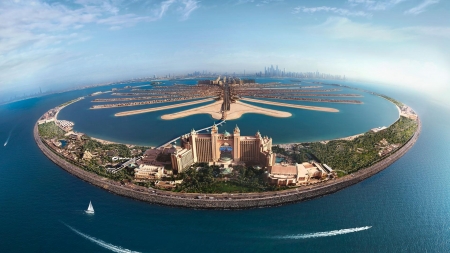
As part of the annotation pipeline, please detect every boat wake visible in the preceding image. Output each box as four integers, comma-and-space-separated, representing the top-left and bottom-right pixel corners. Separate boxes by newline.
62, 222, 141, 253
4, 126, 16, 147
4, 132, 10, 146
273, 226, 372, 239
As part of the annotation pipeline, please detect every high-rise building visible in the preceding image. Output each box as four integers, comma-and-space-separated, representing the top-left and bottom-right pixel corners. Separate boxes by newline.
171, 125, 275, 173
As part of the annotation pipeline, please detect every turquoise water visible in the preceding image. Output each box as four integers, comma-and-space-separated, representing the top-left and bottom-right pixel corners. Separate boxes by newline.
1, 80, 450, 252
58, 79, 398, 146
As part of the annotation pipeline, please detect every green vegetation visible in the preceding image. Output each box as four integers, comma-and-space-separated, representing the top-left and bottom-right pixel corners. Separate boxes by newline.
273, 116, 418, 175
59, 98, 80, 107
272, 145, 289, 156
174, 163, 280, 193
38, 122, 65, 139
39, 124, 147, 182
273, 144, 310, 164
377, 94, 403, 108
40, 138, 135, 181
82, 157, 135, 181
82, 138, 131, 158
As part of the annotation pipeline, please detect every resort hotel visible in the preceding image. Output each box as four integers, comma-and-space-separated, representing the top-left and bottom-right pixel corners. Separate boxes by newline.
171, 124, 275, 173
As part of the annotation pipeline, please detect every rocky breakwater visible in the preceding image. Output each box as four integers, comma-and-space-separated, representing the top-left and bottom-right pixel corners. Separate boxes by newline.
34, 117, 421, 210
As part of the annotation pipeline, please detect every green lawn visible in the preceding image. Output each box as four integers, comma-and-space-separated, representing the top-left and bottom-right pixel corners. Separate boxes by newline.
38, 122, 65, 139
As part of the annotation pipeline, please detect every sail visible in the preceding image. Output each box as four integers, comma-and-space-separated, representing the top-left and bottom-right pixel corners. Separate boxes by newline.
86, 201, 94, 213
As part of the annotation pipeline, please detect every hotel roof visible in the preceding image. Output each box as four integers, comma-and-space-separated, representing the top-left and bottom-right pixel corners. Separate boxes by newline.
271, 164, 297, 175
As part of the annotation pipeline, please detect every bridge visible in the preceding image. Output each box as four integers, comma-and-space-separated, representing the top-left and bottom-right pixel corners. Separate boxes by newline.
221, 83, 231, 112
157, 120, 226, 149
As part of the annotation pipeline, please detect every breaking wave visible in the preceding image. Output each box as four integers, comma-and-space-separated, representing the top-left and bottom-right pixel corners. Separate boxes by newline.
274, 226, 372, 239
62, 222, 141, 253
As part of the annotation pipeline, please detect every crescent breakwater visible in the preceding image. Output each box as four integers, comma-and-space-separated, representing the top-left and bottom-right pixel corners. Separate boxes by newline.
34, 117, 421, 210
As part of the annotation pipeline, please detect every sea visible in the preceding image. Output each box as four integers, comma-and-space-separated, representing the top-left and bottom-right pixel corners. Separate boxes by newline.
1, 78, 449, 252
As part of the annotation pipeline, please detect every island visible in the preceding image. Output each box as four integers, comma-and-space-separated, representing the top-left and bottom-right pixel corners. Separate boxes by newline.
34, 79, 420, 209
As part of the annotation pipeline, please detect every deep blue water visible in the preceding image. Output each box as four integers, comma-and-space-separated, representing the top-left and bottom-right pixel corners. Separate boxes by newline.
1, 80, 450, 252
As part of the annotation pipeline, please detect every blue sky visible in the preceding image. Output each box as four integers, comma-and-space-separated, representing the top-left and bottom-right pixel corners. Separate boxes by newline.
0, 0, 449, 100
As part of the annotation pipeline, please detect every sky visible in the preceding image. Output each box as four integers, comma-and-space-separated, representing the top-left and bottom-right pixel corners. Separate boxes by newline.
0, 0, 449, 101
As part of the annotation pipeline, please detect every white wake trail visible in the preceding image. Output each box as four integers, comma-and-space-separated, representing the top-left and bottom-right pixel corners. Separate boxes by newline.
4, 132, 10, 146
4, 127, 14, 146
63, 223, 141, 253
274, 226, 372, 239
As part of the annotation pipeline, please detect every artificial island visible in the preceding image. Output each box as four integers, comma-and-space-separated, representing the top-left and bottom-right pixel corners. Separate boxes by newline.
34, 77, 420, 209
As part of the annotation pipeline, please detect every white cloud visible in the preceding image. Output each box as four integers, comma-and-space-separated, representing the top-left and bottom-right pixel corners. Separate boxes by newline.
294, 6, 370, 17
358, 59, 450, 96
178, 0, 199, 20
0, 1, 99, 55
0, 0, 200, 54
235, 0, 283, 7
235, 0, 255, 5
401, 26, 450, 38
0, 0, 200, 53
309, 17, 407, 41
404, 0, 439, 15
97, 14, 152, 27
150, 0, 199, 21
154, 0, 177, 19
348, 0, 406, 10
310, 16, 450, 43
0, 0, 201, 96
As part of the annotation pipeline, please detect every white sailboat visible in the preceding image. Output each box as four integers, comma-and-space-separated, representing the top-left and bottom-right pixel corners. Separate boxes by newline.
85, 201, 94, 214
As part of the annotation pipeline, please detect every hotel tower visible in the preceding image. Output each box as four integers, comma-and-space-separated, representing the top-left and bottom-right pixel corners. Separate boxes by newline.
171, 124, 275, 173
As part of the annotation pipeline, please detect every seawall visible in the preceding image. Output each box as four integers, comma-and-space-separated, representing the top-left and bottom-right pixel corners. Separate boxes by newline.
34, 118, 421, 210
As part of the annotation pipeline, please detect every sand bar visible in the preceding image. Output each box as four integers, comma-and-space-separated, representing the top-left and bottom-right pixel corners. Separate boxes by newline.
241, 97, 339, 112
115, 98, 214, 117
161, 101, 292, 120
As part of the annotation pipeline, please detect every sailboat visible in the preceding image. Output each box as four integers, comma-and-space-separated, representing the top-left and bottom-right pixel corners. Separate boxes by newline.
85, 201, 94, 214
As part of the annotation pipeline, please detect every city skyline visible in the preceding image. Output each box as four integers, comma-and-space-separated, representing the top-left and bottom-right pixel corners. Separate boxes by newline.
0, 0, 449, 101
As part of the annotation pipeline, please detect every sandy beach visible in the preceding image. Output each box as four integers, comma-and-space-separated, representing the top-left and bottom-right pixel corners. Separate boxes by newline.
89, 137, 144, 148
114, 98, 214, 117
161, 101, 292, 120
90, 137, 120, 145
241, 97, 339, 112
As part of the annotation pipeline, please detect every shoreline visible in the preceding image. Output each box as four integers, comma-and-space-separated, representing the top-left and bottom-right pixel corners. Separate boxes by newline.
161, 101, 292, 120
114, 98, 214, 117
241, 97, 339, 112
88, 137, 146, 148
34, 116, 421, 210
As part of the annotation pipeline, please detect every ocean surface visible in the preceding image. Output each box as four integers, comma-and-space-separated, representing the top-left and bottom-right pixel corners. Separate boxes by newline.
58, 78, 398, 146
1, 79, 450, 252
